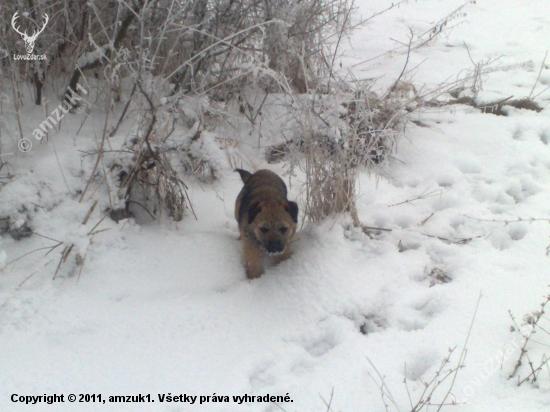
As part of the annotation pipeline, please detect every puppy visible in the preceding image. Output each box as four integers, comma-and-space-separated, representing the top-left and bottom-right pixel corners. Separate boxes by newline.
235, 169, 298, 279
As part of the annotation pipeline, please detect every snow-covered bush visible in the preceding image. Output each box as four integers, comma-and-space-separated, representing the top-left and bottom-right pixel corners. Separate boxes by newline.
0, 0, 408, 225
0, 0, 348, 103
267, 83, 408, 225
86, 0, 357, 222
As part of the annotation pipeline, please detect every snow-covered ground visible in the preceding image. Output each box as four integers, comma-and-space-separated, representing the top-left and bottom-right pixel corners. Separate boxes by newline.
2, 0, 550, 411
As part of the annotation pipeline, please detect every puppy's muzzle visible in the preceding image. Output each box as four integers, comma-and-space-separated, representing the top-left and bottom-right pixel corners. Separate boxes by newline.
262, 241, 285, 256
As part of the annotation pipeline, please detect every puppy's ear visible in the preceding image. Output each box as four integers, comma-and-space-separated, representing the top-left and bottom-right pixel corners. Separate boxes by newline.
284, 201, 299, 223
248, 201, 263, 224
235, 168, 252, 183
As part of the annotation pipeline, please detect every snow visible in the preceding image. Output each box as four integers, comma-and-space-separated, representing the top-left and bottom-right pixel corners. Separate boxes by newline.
1, 0, 550, 411
76, 45, 110, 69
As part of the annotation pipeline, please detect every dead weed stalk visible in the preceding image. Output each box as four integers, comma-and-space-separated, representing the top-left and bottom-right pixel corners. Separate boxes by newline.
367, 293, 481, 411
509, 292, 550, 386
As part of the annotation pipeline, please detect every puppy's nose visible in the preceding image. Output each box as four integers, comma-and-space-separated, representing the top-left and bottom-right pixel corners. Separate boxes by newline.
266, 241, 284, 254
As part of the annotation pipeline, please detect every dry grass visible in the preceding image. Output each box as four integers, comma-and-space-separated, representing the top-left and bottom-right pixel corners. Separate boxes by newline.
280, 84, 408, 225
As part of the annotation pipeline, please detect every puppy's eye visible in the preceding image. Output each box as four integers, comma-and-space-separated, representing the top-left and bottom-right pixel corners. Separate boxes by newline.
279, 227, 288, 234
260, 227, 269, 234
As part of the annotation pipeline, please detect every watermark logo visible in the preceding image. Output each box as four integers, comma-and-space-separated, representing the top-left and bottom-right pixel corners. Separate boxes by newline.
31, 83, 88, 143
13, 83, 88, 153
18, 139, 32, 152
461, 324, 532, 400
12, 11, 48, 61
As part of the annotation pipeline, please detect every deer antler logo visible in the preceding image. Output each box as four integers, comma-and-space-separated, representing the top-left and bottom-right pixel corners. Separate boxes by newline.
12, 11, 49, 55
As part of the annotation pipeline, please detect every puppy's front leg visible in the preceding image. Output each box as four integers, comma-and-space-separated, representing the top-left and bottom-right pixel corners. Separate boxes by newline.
243, 242, 263, 279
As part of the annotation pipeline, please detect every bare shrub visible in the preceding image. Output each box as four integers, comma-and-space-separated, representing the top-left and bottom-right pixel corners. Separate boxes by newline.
0, 0, 349, 105
1, 0, 412, 227
119, 146, 192, 223
64, 0, 355, 223
108, 78, 193, 222
365, 294, 481, 411
281, 84, 408, 225
509, 293, 550, 386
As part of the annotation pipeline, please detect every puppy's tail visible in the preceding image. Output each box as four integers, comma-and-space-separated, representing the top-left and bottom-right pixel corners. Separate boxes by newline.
235, 168, 252, 183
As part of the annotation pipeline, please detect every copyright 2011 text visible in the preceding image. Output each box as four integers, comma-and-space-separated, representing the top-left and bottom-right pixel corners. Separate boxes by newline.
10, 392, 293, 405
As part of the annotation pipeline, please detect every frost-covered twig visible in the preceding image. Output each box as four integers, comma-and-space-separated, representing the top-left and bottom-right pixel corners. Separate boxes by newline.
79, 88, 111, 203
509, 293, 550, 383
466, 215, 550, 254
367, 293, 480, 411
465, 216, 550, 225
361, 0, 410, 25
529, 50, 548, 99
318, 387, 335, 412
366, 356, 402, 412
388, 187, 450, 207
353, 1, 473, 68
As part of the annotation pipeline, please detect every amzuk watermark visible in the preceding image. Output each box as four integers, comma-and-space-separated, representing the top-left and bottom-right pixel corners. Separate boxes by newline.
461, 324, 532, 400
17, 83, 88, 153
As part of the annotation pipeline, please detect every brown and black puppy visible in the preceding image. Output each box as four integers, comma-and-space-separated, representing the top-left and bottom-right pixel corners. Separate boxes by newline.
235, 169, 298, 279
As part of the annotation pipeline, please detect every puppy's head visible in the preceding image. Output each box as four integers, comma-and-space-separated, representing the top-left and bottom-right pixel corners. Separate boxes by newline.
248, 200, 298, 256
